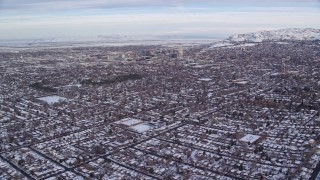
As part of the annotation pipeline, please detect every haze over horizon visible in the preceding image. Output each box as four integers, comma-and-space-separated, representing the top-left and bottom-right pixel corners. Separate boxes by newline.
1, 0, 320, 41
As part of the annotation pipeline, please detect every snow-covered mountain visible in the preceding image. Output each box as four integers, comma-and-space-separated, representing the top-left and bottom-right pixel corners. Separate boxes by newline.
210, 28, 320, 48
228, 28, 320, 43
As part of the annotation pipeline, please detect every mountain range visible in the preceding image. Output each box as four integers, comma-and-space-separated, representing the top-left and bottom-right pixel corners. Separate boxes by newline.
210, 28, 320, 48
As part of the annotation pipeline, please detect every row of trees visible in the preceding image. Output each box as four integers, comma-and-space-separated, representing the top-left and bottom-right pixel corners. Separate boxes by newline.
29, 82, 57, 93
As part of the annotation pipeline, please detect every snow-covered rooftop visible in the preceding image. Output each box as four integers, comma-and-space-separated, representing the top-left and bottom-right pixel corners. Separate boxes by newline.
131, 123, 152, 133
198, 78, 212, 81
37, 95, 67, 104
115, 118, 143, 126
240, 134, 261, 143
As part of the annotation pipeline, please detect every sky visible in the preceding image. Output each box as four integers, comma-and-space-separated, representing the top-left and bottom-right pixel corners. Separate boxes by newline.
0, 0, 320, 40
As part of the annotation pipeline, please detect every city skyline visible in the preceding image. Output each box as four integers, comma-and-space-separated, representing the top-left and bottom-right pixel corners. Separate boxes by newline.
1, 0, 320, 40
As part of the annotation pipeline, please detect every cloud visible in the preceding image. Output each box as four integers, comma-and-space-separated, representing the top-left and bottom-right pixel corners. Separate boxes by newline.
1, 0, 319, 12
1, 11, 319, 40
0, 0, 319, 40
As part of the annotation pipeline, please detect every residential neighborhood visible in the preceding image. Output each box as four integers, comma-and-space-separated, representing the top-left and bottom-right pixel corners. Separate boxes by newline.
0, 40, 320, 179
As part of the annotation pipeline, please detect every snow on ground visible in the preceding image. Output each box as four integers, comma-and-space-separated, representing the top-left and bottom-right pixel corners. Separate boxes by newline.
226, 43, 257, 48
209, 43, 256, 49
131, 123, 152, 133
37, 95, 67, 104
209, 42, 234, 48
276, 42, 291, 45
228, 28, 320, 42
115, 118, 143, 126
240, 134, 261, 143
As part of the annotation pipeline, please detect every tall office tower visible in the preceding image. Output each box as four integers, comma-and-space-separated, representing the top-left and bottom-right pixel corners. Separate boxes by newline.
178, 47, 184, 59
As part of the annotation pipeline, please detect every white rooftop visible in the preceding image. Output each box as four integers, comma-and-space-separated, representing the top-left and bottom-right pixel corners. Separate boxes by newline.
240, 134, 261, 143
234, 81, 248, 85
115, 118, 143, 126
37, 95, 67, 104
131, 123, 152, 133
198, 78, 212, 81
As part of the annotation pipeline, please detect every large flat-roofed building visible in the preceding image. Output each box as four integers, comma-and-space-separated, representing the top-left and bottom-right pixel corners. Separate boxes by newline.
240, 134, 261, 143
